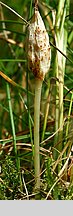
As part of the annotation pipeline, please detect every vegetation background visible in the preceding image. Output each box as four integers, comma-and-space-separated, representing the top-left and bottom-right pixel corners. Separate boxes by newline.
0, 0, 73, 200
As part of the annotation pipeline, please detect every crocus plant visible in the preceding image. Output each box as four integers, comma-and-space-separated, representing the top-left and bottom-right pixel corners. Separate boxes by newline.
28, 0, 51, 196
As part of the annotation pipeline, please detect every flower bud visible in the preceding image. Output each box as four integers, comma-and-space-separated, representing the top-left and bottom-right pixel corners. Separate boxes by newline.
28, 8, 51, 80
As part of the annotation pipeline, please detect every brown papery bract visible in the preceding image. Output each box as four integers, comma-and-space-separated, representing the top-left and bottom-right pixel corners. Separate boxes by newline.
28, 7, 51, 80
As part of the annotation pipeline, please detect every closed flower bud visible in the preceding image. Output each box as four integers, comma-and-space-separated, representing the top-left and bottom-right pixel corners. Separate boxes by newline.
28, 8, 51, 80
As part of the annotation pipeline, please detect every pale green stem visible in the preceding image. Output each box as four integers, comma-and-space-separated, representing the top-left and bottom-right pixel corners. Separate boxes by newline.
34, 78, 42, 194
54, 0, 70, 171
56, 0, 66, 26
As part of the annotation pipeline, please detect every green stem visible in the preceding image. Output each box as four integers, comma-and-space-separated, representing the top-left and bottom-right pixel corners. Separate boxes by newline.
6, 83, 18, 169
41, 80, 50, 141
34, 78, 42, 196
6, 83, 23, 189
26, 68, 34, 156
66, 93, 73, 139
53, 54, 59, 160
